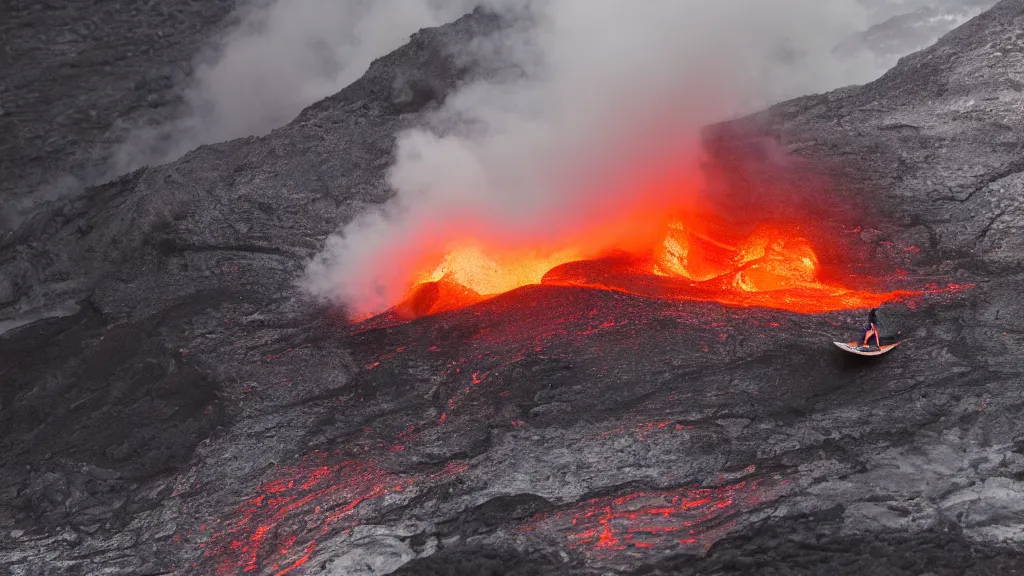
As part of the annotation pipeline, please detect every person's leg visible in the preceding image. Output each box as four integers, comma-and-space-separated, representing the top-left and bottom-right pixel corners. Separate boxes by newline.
861, 326, 879, 347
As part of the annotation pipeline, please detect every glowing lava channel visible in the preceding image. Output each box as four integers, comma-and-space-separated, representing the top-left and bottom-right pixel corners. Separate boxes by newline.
419, 244, 583, 296
388, 216, 930, 320
360, 142, 960, 321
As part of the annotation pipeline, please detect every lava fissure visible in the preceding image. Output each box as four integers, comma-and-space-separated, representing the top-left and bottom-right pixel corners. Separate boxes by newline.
521, 472, 792, 559
192, 446, 474, 575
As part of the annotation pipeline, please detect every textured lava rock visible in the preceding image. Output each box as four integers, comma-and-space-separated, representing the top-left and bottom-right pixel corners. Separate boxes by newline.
0, 0, 238, 229
3, 2, 1024, 576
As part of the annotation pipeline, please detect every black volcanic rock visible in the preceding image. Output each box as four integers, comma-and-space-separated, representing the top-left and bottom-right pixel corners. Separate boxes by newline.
3, 3, 1024, 576
0, 0, 239, 229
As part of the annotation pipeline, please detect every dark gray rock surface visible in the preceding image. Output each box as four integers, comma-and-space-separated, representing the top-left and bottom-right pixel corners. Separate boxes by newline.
3, 3, 1024, 576
0, 0, 238, 229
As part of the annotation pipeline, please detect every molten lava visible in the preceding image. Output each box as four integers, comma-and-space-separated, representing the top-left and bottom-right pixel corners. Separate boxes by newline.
419, 245, 583, 295
389, 213, 925, 320
655, 222, 821, 289
370, 139, 952, 322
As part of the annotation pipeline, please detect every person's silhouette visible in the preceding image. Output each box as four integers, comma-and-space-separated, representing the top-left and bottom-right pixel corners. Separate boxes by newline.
860, 308, 881, 349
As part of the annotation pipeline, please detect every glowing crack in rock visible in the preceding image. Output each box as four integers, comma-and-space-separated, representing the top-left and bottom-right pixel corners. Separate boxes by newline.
193, 453, 470, 575
522, 473, 791, 564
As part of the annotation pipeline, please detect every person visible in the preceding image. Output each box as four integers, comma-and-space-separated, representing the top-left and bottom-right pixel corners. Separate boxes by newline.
860, 308, 881, 349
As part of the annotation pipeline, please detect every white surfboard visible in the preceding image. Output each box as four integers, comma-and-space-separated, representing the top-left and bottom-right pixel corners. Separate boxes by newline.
833, 341, 902, 356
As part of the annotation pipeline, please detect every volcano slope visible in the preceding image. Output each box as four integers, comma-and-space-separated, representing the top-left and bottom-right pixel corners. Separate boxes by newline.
0, 0, 238, 229
3, 3, 1024, 575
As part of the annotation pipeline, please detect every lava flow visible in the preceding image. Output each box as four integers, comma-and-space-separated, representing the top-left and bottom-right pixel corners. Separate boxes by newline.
388, 214, 932, 321
357, 141, 963, 322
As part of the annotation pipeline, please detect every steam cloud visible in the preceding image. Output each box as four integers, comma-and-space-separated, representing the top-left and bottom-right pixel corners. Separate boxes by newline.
303, 0, 889, 316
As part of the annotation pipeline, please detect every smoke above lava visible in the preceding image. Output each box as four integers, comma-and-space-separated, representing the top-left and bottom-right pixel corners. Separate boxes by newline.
303, 0, 891, 317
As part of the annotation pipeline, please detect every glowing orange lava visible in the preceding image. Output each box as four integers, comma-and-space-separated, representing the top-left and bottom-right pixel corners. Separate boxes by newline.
368, 140, 958, 321
388, 211, 929, 320
418, 244, 583, 295
393, 244, 587, 319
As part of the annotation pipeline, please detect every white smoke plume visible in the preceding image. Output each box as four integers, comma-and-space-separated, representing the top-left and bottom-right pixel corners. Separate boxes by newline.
303, 0, 892, 316
109, 0, 478, 175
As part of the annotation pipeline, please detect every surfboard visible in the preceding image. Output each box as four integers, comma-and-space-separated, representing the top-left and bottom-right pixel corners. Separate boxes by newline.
833, 340, 902, 356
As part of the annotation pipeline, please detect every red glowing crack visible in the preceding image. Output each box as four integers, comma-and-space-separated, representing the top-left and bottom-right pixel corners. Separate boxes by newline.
199, 456, 393, 575
523, 473, 790, 558
195, 452, 470, 575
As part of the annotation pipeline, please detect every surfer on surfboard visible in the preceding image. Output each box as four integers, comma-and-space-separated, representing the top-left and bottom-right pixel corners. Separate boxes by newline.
847, 307, 903, 353
834, 307, 905, 356
861, 308, 882, 349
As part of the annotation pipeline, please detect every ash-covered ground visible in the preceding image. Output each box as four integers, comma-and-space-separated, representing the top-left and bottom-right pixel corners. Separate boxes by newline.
3, 2, 1024, 575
